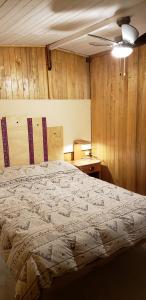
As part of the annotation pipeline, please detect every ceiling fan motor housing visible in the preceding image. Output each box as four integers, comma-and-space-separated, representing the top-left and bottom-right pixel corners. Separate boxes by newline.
117, 16, 131, 27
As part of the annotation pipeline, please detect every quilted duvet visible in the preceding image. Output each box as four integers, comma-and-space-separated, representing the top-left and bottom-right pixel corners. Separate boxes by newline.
0, 161, 146, 300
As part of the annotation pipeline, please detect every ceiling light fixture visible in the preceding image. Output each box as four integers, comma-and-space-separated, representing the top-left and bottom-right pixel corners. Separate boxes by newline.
111, 44, 133, 58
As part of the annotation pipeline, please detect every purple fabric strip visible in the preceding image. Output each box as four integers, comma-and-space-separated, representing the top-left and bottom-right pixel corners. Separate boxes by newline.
27, 118, 34, 164
42, 117, 48, 162
1, 117, 10, 167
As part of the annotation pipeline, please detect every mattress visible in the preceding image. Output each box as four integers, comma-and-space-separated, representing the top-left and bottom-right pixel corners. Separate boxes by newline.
0, 161, 146, 300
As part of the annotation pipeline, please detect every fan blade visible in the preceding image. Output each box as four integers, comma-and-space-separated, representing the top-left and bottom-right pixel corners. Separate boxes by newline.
88, 34, 117, 45
134, 33, 146, 47
122, 24, 139, 44
89, 42, 112, 47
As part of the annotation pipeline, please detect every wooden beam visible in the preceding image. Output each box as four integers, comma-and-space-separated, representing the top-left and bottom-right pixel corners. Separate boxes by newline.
45, 45, 52, 71
49, 1, 145, 50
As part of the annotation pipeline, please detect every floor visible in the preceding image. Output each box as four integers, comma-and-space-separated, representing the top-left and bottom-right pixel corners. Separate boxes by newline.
0, 244, 146, 300
50, 243, 146, 300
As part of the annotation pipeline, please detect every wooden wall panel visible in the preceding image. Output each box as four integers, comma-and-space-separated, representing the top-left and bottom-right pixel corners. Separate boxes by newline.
0, 47, 48, 99
48, 50, 90, 99
0, 47, 90, 100
136, 46, 146, 195
126, 50, 138, 191
91, 45, 146, 195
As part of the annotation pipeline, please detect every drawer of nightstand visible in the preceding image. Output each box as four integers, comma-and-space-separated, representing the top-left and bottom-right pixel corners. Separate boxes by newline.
79, 163, 101, 174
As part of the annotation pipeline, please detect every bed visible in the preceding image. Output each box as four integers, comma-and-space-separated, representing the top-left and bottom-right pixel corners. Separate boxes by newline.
0, 160, 146, 300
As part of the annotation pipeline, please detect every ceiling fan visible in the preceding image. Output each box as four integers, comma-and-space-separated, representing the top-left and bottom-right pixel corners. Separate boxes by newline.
88, 16, 146, 58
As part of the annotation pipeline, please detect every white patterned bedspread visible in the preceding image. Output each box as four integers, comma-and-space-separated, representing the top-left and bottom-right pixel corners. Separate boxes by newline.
0, 161, 146, 300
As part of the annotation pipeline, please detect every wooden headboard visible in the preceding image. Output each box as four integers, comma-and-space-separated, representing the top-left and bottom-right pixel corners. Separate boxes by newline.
0, 116, 63, 169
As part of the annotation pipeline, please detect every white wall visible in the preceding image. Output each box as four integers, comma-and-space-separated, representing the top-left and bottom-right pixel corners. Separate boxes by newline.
0, 100, 91, 153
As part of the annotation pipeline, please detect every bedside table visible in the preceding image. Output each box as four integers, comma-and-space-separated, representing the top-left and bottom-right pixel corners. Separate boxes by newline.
71, 157, 101, 178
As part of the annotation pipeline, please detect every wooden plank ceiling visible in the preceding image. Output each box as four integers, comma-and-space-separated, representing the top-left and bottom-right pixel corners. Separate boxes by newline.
0, 0, 146, 56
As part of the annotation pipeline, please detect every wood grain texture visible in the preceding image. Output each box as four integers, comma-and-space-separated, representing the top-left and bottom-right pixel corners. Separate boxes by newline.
6, 116, 29, 166
0, 0, 144, 58
73, 144, 83, 160
91, 45, 146, 195
0, 117, 64, 168
48, 50, 90, 99
47, 126, 64, 161
136, 46, 146, 195
0, 47, 48, 99
0, 47, 90, 100
32, 118, 44, 164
